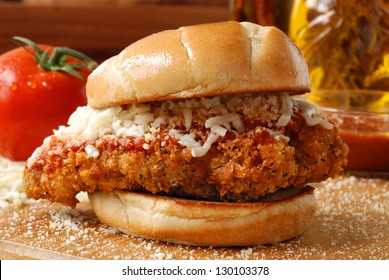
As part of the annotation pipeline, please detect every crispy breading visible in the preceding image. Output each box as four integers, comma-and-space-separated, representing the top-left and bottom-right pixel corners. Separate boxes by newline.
24, 115, 348, 208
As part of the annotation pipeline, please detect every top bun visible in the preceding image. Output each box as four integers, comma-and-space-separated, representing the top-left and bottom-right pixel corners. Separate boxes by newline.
86, 21, 310, 109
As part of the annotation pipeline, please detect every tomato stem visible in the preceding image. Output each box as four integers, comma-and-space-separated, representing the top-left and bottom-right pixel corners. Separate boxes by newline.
12, 36, 98, 80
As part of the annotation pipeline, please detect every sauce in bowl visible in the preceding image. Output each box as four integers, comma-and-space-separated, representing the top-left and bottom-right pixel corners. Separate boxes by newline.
301, 90, 389, 174
339, 131, 389, 172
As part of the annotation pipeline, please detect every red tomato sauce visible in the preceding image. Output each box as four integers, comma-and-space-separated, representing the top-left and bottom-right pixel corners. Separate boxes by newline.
339, 131, 389, 172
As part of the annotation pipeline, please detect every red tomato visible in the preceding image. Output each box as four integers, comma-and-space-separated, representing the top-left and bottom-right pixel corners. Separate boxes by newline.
0, 41, 96, 161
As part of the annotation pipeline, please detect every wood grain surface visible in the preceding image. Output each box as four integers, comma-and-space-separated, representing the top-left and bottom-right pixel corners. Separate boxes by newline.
1, 175, 388, 260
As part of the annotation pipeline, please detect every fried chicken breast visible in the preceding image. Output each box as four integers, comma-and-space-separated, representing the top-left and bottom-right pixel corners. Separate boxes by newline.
24, 93, 347, 207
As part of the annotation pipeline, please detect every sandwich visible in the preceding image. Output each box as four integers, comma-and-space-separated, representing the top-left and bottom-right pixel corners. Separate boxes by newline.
24, 21, 348, 246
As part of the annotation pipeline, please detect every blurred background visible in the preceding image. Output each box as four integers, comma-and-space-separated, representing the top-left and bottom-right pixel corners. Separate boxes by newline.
1, 0, 387, 90
0, 0, 388, 172
0, 0, 231, 62
0, 0, 295, 62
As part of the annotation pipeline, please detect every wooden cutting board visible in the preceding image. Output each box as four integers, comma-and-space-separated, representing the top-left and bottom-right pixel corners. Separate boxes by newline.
0, 175, 388, 260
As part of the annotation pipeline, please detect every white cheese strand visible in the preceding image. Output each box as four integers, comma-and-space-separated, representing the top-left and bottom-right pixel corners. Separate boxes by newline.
191, 132, 220, 157
296, 100, 334, 129
211, 125, 227, 137
205, 113, 244, 133
85, 145, 100, 158
182, 108, 192, 131
276, 92, 293, 127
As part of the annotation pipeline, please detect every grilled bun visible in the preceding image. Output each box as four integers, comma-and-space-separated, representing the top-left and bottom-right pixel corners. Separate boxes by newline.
86, 21, 310, 109
88, 188, 316, 247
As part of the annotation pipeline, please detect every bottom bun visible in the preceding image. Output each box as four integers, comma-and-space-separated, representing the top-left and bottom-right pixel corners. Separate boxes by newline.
88, 187, 316, 247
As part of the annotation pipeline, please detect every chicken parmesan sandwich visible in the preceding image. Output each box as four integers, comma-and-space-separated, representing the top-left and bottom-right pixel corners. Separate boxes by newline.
24, 21, 348, 246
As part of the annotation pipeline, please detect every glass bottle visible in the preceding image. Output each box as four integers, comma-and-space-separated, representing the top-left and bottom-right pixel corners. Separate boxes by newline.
289, 0, 389, 92
229, 0, 293, 33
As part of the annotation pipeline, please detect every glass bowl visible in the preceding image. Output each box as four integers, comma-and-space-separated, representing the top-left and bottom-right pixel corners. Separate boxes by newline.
301, 90, 389, 175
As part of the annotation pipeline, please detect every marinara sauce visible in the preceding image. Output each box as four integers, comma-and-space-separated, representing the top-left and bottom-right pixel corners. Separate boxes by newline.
325, 114, 389, 173
339, 131, 389, 172
305, 90, 389, 173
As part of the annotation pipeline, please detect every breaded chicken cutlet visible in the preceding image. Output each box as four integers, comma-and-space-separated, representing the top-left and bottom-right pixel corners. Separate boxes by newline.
24, 93, 347, 208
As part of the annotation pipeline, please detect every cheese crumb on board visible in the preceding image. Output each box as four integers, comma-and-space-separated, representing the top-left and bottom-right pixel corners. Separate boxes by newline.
0, 155, 88, 209
0, 156, 30, 209
1, 175, 387, 260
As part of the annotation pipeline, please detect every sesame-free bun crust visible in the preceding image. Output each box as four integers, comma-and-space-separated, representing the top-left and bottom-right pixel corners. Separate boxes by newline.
86, 21, 310, 109
88, 188, 315, 247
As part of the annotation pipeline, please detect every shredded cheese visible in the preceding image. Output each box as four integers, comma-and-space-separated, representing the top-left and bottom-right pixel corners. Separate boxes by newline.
276, 92, 293, 127
0, 155, 88, 207
191, 132, 220, 157
50, 93, 333, 159
296, 100, 334, 129
0, 156, 29, 208
85, 145, 100, 158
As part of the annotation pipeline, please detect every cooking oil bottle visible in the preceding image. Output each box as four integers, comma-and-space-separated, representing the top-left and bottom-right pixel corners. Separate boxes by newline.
289, 0, 389, 92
